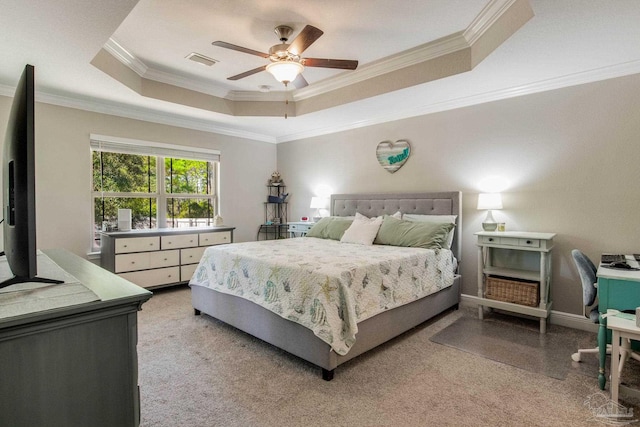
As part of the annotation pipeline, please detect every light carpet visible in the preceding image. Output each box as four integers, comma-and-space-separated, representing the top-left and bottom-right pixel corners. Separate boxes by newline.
137, 286, 640, 426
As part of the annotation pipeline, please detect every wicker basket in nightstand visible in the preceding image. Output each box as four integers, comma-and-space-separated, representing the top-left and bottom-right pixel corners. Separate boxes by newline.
485, 275, 540, 307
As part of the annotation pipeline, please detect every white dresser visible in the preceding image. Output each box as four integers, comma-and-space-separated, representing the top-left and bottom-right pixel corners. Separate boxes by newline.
100, 226, 234, 289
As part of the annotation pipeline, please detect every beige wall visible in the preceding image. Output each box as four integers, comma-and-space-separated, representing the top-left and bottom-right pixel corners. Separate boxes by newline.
277, 73, 640, 315
0, 99, 277, 257
2, 72, 639, 315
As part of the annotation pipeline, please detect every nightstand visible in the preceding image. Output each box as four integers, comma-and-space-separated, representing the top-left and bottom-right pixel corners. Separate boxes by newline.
472, 231, 556, 333
288, 221, 315, 237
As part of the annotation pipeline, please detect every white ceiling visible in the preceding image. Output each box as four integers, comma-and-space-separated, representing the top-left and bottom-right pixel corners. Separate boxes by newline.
2, 0, 640, 143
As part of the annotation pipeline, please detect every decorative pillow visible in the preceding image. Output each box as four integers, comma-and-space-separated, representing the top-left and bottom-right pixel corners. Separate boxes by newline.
375, 216, 454, 249
306, 217, 353, 240
402, 214, 457, 249
340, 212, 384, 245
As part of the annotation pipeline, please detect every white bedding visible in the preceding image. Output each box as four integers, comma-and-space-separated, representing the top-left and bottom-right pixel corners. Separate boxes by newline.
189, 237, 456, 355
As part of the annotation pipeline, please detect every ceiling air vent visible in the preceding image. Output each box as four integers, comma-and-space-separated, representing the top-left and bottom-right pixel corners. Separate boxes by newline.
186, 52, 218, 67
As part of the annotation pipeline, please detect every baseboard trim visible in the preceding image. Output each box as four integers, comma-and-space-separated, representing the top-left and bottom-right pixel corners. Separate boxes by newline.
460, 294, 598, 333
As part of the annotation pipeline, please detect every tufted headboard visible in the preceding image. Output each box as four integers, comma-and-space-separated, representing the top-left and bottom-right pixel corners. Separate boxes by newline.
330, 192, 462, 261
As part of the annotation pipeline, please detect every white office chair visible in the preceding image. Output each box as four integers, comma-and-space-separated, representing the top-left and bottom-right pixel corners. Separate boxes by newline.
570, 250, 640, 379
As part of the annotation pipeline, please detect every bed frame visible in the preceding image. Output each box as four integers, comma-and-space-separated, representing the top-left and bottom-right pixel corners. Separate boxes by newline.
191, 191, 462, 380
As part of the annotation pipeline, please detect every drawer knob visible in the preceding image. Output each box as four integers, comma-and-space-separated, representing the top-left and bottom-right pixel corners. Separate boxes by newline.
131, 261, 135, 264
526, 240, 532, 244
488, 238, 494, 242
124, 245, 128, 248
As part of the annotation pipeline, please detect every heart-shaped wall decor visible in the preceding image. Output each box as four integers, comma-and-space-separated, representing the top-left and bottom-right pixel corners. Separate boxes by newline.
376, 140, 411, 173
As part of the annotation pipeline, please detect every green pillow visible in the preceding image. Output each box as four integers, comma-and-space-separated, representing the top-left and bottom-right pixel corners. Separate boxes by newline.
306, 217, 354, 241
375, 216, 454, 249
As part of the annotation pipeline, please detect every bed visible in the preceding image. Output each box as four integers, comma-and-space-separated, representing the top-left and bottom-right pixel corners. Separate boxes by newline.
190, 191, 462, 380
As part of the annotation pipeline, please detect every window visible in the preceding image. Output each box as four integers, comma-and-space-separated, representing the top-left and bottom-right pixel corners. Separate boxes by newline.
91, 135, 220, 251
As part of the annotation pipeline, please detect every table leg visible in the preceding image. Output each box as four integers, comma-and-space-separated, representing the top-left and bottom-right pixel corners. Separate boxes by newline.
598, 320, 607, 390
477, 246, 484, 320
611, 330, 620, 402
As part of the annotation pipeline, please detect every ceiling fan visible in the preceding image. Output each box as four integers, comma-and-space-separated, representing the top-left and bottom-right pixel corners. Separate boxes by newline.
212, 25, 358, 89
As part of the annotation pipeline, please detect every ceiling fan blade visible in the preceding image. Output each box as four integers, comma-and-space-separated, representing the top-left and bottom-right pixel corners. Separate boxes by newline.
212, 41, 269, 58
227, 65, 267, 80
287, 25, 324, 56
292, 74, 308, 89
303, 58, 358, 70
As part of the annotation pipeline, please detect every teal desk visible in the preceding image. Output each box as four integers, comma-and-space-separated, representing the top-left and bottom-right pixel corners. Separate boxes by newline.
597, 255, 640, 389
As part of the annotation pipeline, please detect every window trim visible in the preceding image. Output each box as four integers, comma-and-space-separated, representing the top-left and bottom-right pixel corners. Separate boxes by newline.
90, 134, 220, 252
90, 134, 220, 162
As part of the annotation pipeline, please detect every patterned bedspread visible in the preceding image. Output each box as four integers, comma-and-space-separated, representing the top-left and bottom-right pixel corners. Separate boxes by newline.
189, 237, 456, 355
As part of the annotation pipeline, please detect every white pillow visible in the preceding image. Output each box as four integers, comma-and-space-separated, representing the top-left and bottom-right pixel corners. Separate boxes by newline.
340, 212, 384, 245
402, 214, 457, 249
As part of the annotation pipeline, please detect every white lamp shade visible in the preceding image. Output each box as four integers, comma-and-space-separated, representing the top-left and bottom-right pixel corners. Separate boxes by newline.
266, 61, 304, 83
477, 193, 503, 210
310, 197, 329, 209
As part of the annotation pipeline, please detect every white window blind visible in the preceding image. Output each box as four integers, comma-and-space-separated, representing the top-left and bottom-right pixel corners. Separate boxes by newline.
90, 134, 220, 162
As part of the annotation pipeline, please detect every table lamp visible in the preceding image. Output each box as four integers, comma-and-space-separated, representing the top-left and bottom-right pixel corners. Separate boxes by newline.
477, 193, 502, 231
310, 197, 328, 222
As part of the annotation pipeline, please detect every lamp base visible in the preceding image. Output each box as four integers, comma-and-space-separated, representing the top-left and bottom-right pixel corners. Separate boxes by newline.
482, 222, 498, 232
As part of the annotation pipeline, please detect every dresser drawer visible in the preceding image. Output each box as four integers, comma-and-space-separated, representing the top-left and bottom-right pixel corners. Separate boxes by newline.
115, 236, 160, 254
480, 235, 500, 245
519, 238, 540, 248
479, 235, 540, 249
288, 223, 313, 232
161, 233, 198, 249
119, 266, 180, 288
181, 246, 207, 265
115, 250, 179, 273
199, 231, 231, 246
498, 237, 520, 246
181, 264, 199, 282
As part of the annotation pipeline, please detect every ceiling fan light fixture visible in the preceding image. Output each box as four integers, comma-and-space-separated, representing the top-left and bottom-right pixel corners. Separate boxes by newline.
266, 61, 304, 83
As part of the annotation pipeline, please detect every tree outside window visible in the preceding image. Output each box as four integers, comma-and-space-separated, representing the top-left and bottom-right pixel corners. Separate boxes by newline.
92, 150, 218, 251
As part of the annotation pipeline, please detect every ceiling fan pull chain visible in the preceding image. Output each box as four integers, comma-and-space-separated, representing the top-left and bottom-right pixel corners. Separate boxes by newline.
284, 81, 289, 119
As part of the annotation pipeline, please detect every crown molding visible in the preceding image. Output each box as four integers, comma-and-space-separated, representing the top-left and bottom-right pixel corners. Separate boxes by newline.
292, 0, 522, 102
105, 38, 230, 99
18, 89, 275, 143
275, 59, 640, 143
293, 31, 469, 101
464, 0, 519, 45
143, 66, 229, 98
103, 0, 517, 104
3, 59, 639, 144
226, 90, 288, 102
0, 84, 14, 97
104, 38, 148, 76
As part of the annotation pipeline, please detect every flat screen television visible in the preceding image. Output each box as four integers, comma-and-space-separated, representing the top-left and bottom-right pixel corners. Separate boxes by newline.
0, 64, 61, 289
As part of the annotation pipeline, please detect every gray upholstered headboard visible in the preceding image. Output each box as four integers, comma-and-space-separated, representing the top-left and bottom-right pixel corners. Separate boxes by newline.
330, 192, 462, 261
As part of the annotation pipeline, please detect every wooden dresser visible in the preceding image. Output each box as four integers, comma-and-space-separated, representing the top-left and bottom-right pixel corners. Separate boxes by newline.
100, 226, 234, 289
0, 249, 152, 427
